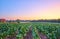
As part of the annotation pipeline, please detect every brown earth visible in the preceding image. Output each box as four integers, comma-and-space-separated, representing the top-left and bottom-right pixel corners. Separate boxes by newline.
38, 32, 48, 39
5, 35, 16, 39
23, 30, 33, 39
58, 36, 60, 39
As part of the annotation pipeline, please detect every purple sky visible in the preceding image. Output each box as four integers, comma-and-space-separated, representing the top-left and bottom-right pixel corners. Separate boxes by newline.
0, 0, 60, 20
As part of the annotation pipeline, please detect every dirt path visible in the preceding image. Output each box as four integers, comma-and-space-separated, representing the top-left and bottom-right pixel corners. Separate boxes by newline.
58, 36, 60, 39
38, 32, 48, 39
23, 26, 48, 39
23, 30, 33, 39
23, 26, 33, 39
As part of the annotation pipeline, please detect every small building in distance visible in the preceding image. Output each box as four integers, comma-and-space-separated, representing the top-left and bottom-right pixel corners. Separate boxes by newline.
0, 19, 6, 23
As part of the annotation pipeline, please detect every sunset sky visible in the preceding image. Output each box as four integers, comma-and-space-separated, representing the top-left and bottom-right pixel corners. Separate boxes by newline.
0, 0, 60, 20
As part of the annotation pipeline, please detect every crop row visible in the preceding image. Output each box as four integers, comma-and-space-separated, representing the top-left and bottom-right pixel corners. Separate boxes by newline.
0, 22, 60, 39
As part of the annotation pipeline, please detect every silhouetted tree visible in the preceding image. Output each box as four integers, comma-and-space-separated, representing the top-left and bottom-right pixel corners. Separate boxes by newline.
58, 19, 60, 23
16, 19, 20, 23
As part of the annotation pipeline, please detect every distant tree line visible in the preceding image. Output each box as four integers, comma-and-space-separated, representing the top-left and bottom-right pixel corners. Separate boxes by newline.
0, 19, 60, 23
30, 19, 60, 23
7, 19, 20, 23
